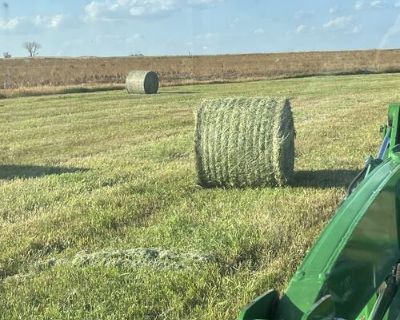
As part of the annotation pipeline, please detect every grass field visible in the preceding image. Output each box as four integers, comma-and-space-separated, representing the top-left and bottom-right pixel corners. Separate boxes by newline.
0, 73, 398, 319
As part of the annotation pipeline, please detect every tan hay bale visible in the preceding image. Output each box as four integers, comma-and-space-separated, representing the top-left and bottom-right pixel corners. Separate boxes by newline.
195, 97, 295, 188
126, 70, 159, 94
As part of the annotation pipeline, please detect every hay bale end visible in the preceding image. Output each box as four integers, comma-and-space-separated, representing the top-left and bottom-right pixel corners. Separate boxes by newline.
195, 97, 295, 188
126, 70, 159, 94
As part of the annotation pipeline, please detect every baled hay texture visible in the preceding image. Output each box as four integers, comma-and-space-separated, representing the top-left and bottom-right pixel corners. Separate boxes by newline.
195, 97, 295, 188
126, 70, 159, 94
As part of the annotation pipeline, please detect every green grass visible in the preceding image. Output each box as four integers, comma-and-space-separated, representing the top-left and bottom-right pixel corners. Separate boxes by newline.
1, 73, 399, 319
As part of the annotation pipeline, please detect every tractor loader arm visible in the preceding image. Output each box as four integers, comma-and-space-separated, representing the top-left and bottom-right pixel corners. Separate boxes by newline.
239, 104, 400, 320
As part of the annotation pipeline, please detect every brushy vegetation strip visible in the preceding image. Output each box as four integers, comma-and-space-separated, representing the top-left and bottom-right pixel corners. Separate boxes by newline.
2, 49, 400, 90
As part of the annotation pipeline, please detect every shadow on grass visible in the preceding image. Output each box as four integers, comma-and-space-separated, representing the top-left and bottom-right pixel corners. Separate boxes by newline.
293, 169, 360, 189
160, 91, 197, 95
62, 86, 124, 94
0, 165, 88, 180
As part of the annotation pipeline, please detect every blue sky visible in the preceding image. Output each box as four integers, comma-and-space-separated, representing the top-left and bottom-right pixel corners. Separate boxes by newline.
1, 0, 400, 57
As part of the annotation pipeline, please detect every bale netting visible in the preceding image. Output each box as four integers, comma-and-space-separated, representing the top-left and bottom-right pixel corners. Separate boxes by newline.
126, 70, 159, 94
195, 97, 295, 188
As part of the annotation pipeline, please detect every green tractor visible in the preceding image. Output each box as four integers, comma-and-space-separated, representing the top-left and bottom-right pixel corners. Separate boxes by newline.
238, 103, 400, 320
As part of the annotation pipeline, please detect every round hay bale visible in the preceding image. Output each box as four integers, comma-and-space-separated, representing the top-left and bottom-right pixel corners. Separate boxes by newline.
195, 97, 295, 188
126, 70, 159, 94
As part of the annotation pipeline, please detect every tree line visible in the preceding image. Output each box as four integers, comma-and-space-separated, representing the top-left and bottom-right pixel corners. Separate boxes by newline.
3, 41, 41, 58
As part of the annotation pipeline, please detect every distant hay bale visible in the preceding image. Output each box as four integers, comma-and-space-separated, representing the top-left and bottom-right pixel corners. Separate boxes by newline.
195, 97, 295, 188
126, 70, 159, 94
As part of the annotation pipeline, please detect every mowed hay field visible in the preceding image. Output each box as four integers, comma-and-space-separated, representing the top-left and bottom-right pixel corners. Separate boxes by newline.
0, 73, 398, 319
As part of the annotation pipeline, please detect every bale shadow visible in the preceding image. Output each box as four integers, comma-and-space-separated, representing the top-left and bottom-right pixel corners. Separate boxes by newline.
0, 165, 88, 180
292, 169, 360, 189
160, 91, 197, 95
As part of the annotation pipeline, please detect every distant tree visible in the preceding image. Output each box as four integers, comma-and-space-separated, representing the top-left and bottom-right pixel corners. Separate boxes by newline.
3, 52, 11, 58
23, 41, 41, 57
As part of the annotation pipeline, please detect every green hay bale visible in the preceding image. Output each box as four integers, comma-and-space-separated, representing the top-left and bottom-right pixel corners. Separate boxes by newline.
126, 70, 159, 94
195, 97, 295, 188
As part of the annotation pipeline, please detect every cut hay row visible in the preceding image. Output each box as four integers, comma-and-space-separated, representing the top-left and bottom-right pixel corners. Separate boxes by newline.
195, 97, 295, 188
9, 248, 216, 280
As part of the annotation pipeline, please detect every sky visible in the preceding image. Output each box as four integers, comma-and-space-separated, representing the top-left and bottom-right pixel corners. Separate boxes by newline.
1, 0, 400, 57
